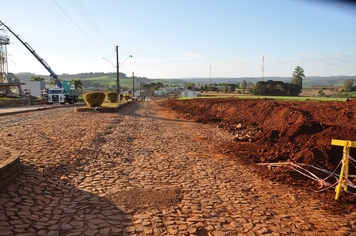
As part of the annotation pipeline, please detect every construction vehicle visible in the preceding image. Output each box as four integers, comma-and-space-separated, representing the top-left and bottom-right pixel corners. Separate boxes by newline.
0, 21, 78, 104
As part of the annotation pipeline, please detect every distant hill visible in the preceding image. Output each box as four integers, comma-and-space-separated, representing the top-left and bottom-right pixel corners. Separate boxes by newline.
13, 72, 187, 87
14, 72, 354, 87
13, 72, 38, 82
154, 76, 355, 87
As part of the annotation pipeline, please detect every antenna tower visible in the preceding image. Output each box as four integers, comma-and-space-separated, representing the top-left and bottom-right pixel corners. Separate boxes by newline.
0, 26, 10, 83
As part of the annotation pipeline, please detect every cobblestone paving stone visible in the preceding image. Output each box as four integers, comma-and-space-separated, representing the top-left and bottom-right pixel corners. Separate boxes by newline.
1, 102, 356, 235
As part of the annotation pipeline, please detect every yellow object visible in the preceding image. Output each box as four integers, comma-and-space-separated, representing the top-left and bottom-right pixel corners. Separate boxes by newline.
331, 139, 356, 200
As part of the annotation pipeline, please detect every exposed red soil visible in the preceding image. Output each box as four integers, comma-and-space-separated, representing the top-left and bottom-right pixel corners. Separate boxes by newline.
158, 97, 356, 213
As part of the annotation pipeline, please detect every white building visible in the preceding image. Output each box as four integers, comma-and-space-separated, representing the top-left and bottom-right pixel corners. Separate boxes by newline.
181, 89, 200, 97
154, 88, 168, 96
21, 81, 43, 97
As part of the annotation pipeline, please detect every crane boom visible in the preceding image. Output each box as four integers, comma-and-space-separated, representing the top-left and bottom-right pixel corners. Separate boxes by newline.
0, 21, 62, 88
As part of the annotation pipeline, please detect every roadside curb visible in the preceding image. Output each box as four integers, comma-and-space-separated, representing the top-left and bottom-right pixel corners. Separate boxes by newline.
0, 146, 20, 190
74, 101, 133, 113
0, 103, 85, 116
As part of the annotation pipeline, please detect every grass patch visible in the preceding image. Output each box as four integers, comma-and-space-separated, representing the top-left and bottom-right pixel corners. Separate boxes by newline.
85, 76, 116, 86
84, 76, 136, 88
101, 100, 129, 108
179, 95, 348, 102
241, 95, 347, 101
75, 100, 130, 113
347, 91, 356, 96
0, 98, 17, 101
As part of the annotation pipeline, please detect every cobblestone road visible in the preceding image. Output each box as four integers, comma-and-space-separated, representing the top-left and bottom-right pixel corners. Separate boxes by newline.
1, 102, 356, 235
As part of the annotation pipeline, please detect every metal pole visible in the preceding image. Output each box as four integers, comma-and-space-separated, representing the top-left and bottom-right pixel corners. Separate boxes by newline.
139, 82, 142, 99
132, 71, 134, 98
116, 45, 120, 101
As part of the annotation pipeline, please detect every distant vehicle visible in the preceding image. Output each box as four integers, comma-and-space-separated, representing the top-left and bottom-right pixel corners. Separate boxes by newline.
145, 97, 151, 102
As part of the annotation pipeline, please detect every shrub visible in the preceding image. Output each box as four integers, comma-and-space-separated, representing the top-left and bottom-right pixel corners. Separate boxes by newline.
123, 94, 131, 100
83, 91, 105, 107
318, 90, 325, 96
105, 91, 118, 103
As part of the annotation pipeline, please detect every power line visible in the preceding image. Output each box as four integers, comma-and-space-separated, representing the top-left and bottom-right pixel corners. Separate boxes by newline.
52, 0, 112, 59
70, 0, 114, 50
77, 0, 115, 49
71, 0, 114, 49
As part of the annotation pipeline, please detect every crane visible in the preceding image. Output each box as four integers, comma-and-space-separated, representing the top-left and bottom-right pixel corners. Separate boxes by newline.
0, 21, 62, 88
0, 21, 78, 104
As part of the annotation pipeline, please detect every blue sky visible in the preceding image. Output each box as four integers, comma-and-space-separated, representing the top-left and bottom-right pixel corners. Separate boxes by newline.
1, 0, 355, 78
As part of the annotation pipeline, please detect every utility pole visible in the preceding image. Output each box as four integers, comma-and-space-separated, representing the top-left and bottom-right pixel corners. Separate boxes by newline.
132, 71, 135, 98
139, 82, 142, 99
261, 56, 264, 81
116, 45, 120, 101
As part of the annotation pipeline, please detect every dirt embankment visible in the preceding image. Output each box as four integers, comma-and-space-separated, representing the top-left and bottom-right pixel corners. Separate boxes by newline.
159, 98, 356, 204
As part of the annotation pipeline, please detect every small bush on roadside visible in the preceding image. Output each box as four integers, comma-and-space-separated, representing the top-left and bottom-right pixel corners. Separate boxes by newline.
83, 91, 105, 107
105, 91, 118, 103
123, 94, 131, 100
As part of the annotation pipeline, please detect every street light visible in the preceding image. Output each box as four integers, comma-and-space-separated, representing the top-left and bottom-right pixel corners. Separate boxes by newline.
117, 54, 132, 101
120, 55, 133, 67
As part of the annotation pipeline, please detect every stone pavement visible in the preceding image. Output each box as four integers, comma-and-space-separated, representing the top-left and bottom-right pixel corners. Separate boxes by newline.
1, 102, 356, 235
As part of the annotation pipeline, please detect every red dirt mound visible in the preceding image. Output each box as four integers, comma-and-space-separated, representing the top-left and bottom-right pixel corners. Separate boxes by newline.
159, 97, 356, 211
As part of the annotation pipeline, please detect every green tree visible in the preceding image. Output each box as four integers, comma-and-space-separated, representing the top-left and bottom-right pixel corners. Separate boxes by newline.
152, 82, 163, 91
30, 76, 44, 81
344, 79, 354, 92
318, 90, 325, 96
241, 80, 247, 89
186, 82, 195, 90
253, 81, 265, 95
143, 82, 164, 91
72, 79, 83, 92
290, 66, 305, 94
229, 84, 236, 93
50, 78, 58, 85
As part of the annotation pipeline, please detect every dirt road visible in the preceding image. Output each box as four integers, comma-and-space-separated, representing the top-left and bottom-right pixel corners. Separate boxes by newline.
0, 101, 355, 235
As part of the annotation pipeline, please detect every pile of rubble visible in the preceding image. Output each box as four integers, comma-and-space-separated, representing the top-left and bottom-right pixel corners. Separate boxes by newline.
217, 122, 262, 142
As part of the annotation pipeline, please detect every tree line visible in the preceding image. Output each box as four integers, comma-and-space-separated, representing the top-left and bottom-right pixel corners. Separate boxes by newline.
30, 65, 354, 96
30, 76, 166, 95
252, 66, 304, 96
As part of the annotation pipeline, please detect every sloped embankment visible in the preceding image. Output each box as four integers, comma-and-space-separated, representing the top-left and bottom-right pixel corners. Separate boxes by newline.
159, 97, 356, 189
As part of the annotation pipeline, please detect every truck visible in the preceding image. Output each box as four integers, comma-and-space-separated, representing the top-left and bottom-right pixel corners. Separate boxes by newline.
41, 80, 78, 105
0, 21, 78, 104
